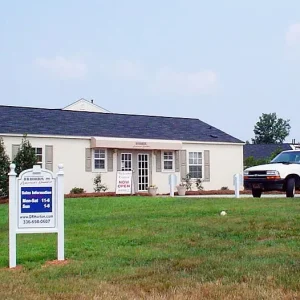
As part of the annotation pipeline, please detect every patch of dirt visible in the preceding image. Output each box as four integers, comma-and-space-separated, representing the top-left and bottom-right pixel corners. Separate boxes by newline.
64, 189, 287, 199
42, 259, 70, 268
0, 198, 8, 204
3, 265, 23, 271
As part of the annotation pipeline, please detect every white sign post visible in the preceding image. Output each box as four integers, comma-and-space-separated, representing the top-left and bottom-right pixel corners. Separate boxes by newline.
233, 173, 243, 198
8, 164, 65, 268
168, 174, 177, 197
115, 171, 133, 194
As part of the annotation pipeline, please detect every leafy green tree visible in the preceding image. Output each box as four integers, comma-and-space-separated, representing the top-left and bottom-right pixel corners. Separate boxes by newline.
13, 135, 38, 176
252, 113, 291, 144
0, 137, 10, 197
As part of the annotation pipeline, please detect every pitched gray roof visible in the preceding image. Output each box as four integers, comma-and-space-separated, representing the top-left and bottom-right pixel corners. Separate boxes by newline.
0, 105, 243, 143
243, 143, 292, 160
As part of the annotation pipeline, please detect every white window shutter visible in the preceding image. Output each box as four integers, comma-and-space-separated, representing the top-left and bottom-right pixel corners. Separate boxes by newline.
107, 149, 114, 172
180, 150, 187, 179
12, 144, 20, 161
156, 151, 162, 172
85, 148, 92, 172
175, 150, 180, 172
203, 150, 210, 182
45, 145, 53, 171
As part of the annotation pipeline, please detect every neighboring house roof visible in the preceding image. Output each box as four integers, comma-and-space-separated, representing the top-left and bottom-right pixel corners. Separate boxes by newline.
243, 143, 293, 160
0, 105, 243, 143
63, 98, 111, 113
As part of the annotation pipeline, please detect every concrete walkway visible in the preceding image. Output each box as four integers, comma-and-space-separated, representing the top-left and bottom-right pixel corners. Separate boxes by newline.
175, 194, 300, 198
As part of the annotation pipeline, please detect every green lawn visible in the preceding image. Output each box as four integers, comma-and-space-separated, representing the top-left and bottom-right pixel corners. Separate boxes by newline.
1, 196, 300, 299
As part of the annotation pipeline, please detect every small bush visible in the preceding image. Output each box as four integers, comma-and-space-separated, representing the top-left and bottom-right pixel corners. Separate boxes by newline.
221, 186, 229, 190
70, 187, 85, 194
181, 173, 192, 190
94, 174, 108, 192
195, 178, 203, 190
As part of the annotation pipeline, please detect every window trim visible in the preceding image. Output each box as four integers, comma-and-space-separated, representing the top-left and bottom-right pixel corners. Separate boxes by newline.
32, 146, 44, 168
93, 148, 107, 172
121, 152, 132, 171
188, 151, 203, 179
161, 151, 175, 172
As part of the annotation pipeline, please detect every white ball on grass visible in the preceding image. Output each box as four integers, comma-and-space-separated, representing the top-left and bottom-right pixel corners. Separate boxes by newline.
220, 210, 227, 216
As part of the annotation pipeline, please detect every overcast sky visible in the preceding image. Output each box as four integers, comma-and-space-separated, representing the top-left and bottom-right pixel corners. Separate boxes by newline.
1, 1, 300, 143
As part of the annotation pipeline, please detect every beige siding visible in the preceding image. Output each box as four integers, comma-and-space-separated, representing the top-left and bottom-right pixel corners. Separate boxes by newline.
2, 136, 116, 194
182, 143, 244, 191
1, 135, 244, 195
152, 143, 243, 194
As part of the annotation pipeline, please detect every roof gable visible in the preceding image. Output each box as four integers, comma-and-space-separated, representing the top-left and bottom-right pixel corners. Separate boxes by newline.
63, 98, 110, 113
0, 105, 243, 143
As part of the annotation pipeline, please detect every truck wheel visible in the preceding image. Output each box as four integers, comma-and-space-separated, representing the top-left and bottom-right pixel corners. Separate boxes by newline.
286, 178, 295, 198
252, 188, 262, 198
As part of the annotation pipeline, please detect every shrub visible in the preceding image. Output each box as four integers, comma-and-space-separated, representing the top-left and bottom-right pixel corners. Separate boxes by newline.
195, 178, 203, 190
70, 187, 85, 194
94, 174, 108, 192
221, 186, 229, 190
13, 134, 38, 175
181, 173, 192, 190
0, 137, 10, 198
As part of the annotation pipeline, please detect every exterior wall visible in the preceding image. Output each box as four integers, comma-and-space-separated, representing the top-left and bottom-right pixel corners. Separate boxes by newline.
63, 99, 110, 113
1, 135, 244, 195
1, 135, 115, 194
151, 152, 180, 194
182, 143, 244, 191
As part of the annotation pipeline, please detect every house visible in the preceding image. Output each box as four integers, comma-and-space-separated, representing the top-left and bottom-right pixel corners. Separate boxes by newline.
243, 143, 300, 161
63, 98, 111, 113
0, 102, 244, 194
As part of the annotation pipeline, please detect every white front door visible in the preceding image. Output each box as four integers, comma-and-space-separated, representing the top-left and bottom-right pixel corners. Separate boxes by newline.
121, 153, 132, 171
137, 153, 149, 191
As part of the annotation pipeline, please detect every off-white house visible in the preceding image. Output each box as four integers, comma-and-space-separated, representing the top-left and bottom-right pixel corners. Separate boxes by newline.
63, 98, 111, 113
0, 101, 244, 194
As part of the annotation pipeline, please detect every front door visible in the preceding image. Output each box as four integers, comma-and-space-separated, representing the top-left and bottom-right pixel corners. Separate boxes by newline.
121, 153, 132, 171
118, 151, 151, 192
137, 153, 149, 192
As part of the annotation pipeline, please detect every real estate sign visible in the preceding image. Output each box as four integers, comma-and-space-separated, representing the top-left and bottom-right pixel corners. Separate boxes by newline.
116, 171, 133, 194
9, 164, 65, 268
19, 174, 56, 229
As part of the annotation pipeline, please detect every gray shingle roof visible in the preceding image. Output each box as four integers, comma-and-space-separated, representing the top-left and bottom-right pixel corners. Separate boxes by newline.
0, 105, 243, 143
243, 143, 292, 160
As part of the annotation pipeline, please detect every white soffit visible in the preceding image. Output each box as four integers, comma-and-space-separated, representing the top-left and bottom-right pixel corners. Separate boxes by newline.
91, 137, 182, 150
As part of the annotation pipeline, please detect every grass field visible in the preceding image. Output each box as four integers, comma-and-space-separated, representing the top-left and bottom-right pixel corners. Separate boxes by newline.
1, 196, 300, 299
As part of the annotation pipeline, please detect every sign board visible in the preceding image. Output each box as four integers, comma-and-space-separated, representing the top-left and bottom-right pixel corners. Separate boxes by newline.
116, 171, 133, 194
18, 169, 56, 229
9, 164, 65, 268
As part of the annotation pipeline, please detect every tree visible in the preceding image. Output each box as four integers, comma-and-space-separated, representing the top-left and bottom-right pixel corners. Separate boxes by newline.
0, 137, 10, 197
13, 135, 38, 176
251, 113, 291, 144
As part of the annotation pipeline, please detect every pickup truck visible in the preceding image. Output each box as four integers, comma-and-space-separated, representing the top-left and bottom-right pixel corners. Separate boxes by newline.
243, 150, 300, 198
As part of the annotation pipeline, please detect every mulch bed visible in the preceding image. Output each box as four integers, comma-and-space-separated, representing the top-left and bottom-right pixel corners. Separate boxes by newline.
0, 190, 286, 204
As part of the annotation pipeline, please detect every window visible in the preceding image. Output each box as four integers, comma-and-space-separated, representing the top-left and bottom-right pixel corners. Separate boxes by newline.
162, 151, 174, 171
33, 147, 43, 166
121, 153, 132, 171
188, 152, 202, 178
94, 149, 106, 170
